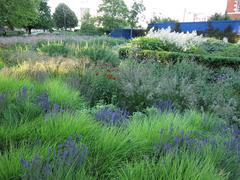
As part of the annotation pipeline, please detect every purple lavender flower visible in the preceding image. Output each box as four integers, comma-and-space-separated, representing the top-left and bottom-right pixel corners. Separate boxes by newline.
17, 86, 28, 100
37, 92, 50, 112
21, 86, 28, 97
214, 74, 230, 82
155, 100, 175, 113
20, 159, 30, 168
0, 93, 6, 104
164, 143, 173, 152
52, 103, 60, 113
95, 107, 129, 125
20, 135, 88, 179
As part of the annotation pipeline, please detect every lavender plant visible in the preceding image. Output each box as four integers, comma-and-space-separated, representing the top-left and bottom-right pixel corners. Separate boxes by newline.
95, 107, 129, 125
20, 136, 88, 179
36, 92, 50, 113
154, 126, 240, 161
154, 100, 175, 113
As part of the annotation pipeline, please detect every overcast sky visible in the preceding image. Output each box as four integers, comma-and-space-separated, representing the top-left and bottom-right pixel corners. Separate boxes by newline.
48, 0, 227, 25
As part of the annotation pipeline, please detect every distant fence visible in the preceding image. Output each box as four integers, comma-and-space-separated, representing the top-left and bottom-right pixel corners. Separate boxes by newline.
110, 29, 146, 39
148, 20, 240, 35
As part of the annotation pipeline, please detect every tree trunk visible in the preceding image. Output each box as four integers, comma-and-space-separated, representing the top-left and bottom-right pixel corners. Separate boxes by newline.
131, 28, 133, 39
28, 28, 31, 35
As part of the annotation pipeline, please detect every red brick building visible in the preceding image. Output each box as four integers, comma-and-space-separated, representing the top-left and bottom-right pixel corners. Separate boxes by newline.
226, 0, 240, 19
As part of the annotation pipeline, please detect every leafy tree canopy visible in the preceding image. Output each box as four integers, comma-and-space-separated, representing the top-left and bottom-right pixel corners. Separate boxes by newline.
0, 0, 40, 29
53, 3, 78, 30
97, 0, 129, 32
128, 0, 146, 28
34, 0, 53, 31
80, 12, 98, 34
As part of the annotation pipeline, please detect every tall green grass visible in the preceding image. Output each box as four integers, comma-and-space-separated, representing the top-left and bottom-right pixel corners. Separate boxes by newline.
0, 109, 237, 179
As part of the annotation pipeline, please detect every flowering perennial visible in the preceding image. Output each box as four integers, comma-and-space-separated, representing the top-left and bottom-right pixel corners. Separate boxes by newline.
96, 107, 129, 125
147, 27, 208, 51
20, 136, 88, 179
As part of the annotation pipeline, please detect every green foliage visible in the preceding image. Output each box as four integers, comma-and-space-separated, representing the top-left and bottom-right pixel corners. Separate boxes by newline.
80, 46, 120, 66
1, 109, 237, 179
40, 78, 85, 109
149, 16, 177, 24
0, 36, 240, 179
97, 0, 129, 32
116, 155, 224, 180
34, 0, 53, 31
0, 0, 40, 29
80, 12, 98, 35
205, 23, 238, 43
119, 48, 240, 68
38, 42, 71, 57
208, 13, 230, 21
128, 0, 146, 28
37, 38, 123, 65
53, 3, 78, 30
0, 76, 41, 124
76, 64, 119, 106
116, 61, 160, 112
0, 59, 4, 69
130, 36, 180, 51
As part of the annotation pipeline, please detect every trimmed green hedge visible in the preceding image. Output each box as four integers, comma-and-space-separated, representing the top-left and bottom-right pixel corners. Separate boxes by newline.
119, 46, 240, 68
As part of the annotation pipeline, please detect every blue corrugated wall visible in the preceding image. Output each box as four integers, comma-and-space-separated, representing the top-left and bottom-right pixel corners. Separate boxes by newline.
110, 29, 132, 39
148, 20, 240, 35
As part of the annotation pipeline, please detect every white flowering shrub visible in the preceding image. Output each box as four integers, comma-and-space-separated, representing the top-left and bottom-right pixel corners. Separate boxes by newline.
147, 27, 208, 51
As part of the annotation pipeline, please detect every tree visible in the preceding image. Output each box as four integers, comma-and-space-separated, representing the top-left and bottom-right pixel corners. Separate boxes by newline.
34, 0, 53, 32
128, 0, 145, 38
128, 0, 145, 28
97, 0, 129, 33
0, 0, 40, 30
53, 3, 78, 30
149, 16, 177, 24
80, 12, 98, 34
208, 13, 230, 21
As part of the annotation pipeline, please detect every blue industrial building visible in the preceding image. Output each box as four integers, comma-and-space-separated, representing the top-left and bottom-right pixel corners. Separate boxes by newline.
109, 29, 145, 39
148, 20, 240, 35
110, 20, 240, 39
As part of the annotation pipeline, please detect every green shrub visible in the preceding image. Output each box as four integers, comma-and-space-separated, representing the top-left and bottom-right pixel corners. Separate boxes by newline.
116, 61, 161, 112
38, 42, 71, 57
77, 64, 119, 106
130, 37, 164, 51
37, 38, 122, 66
79, 46, 120, 66
130, 36, 180, 52
119, 48, 240, 68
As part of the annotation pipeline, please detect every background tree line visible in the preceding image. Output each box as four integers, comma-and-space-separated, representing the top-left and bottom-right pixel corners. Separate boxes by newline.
0, 0, 146, 35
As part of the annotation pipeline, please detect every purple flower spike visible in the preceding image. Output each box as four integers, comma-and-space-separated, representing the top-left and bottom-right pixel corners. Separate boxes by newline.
20, 159, 30, 169
95, 107, 129, 125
